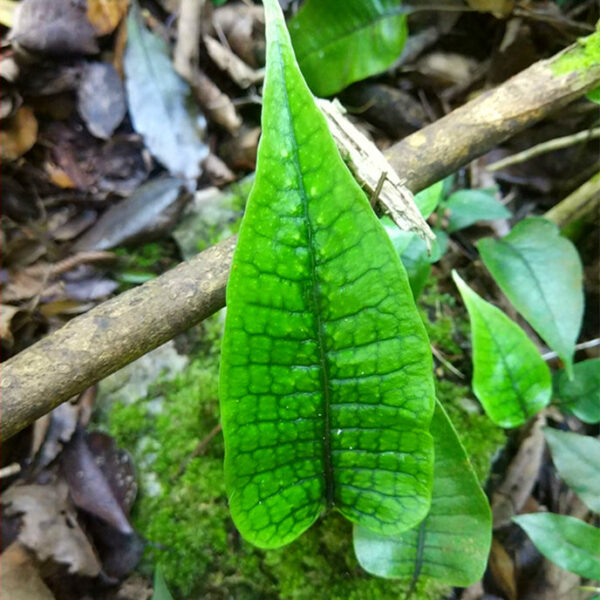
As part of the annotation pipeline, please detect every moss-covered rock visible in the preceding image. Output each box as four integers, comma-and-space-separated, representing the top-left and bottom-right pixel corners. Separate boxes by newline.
104, 279, 505, 599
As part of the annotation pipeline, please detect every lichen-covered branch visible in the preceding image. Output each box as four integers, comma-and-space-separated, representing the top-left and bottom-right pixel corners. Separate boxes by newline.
1, 237, 235, 440
384, 31, 600, 193
3, 32, 600, 440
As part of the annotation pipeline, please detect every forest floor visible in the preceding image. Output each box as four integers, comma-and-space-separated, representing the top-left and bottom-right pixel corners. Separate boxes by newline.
1, 1, 599, 599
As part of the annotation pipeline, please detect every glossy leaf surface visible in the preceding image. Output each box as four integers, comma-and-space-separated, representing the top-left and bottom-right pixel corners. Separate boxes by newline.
554, 358, 600, 424
478, 218, 583, 376
219, 0, 435, 549
354, 400, 491, 587
544, 427, 600, 513
289, 0, 407, 97
444, 189, 511, 233
453, 272, 551, 428
513, 513, 600, 580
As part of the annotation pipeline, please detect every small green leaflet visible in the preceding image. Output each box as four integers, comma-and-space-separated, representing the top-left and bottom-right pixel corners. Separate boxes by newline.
289, 0, 408, 97
553, 358, 600, 424
354, 400, 491, 588
444, 189, 511, 233
453, 271, 551, 428
414, 180, 443, 220
513, 513, 600, 581
544, 428, 600, 514
219, 0, 435, 549
151, 567, 174, 600
478, 217, 583, 376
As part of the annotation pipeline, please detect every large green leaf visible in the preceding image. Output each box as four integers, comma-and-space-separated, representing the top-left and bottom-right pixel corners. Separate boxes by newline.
554, 358, 600, 424
414, 180, 444, 219
444, 189, 511, 233
219, 0, 435, 549
354, 400, 491, 588
513, 513, 600, 580
289, 0, 408, 97
453, 271, 551, 428
478, 218, 584, 376
544, 428, 600, 514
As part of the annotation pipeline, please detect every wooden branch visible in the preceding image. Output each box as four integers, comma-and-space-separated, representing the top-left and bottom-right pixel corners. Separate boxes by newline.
3, 34, 600, 441
1, 237, 235, 440
384, 33, 600, 193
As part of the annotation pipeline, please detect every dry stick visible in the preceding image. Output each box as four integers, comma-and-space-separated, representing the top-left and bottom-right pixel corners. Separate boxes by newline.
487, 127, 600, 172
383, 34, 600, 194
2, 36, 600, 441
543, 171, 600, 228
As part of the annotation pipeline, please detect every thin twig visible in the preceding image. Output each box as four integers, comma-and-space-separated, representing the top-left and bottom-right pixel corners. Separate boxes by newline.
0, 463, 21, 478
487, 127, 600, 171
431, 345, 464, 379
172, 422, 223, 481
542, 338, 600, 361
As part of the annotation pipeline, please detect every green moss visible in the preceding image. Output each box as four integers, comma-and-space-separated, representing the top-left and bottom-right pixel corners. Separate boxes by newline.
551, 28, 600, 76
105, 279, 504, 599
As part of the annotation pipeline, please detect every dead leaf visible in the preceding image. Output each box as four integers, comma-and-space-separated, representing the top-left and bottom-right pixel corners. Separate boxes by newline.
492, 414, 546, 528
87, 0, 129, 36
74, 177, 190, 251
60, 428, 143, 578
0, 106, 38, 160
0, 543, 56, 600
124, 2, 208, 179
2, 481, 102, 577
77, 62, 126, 139
0, 0, 19, 28
489, 538, 517, 600
11, 0, 99, 55
1, 304, 25, 345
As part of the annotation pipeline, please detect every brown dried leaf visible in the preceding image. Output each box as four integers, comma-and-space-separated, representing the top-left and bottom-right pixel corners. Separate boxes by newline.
489, 538, 517, 600
87, 0, 129, 36
466, 0, 514, 18
77, 62, 126, 139
0, 544, 56, 600
11, 0, 99, 55
492, 414, 546, 528
2, 481, 102, 577
1, 304, 24, 345
0, 106, 38, 160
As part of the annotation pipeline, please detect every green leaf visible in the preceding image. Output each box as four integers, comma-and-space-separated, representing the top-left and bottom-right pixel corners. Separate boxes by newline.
152, 567, 174, 600
382, 219, 430, 299
354, 400, 491, 587
478, 217, 584, 376
414, 180, 444, 219
513, 513, 600, 581
544, 428, 600, 514
452, 271, 551, 428
124, 2, 207, 179
554, 359, 600, 424
289, 0, 408, 97
429, 228, 448, 263
219, 0, 435, 549
444, 189, 511, 233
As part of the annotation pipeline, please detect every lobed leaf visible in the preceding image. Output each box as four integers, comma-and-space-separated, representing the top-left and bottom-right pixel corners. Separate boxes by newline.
553, 358, 600, 424
219, 0, 435, 549
289, 0, 408, 97
354, 400, 491, 588
513, 513, 600, 581
544, 427, 600, 514
444, 189, 511, 233
478, 218, 584, 376
453, 271, 551, 428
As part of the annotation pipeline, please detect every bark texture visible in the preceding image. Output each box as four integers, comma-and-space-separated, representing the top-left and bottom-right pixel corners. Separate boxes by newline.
3, 35, 600, 440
